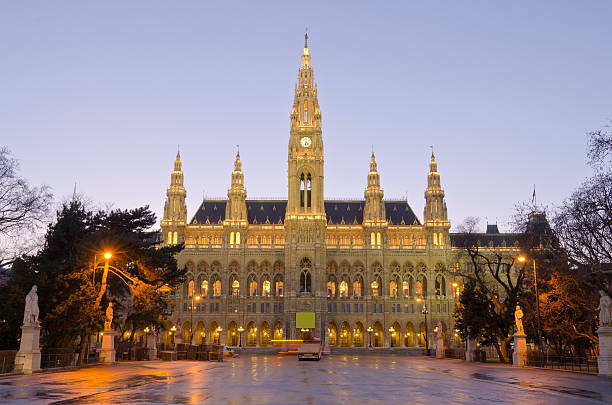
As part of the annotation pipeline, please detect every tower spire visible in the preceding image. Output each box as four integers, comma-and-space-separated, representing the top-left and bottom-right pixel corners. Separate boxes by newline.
305, 30, 308, 49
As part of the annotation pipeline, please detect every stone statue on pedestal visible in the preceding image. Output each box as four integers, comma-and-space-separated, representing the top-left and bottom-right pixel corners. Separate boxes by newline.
436, 321, 443, 339
23, 286, 39, 325
104, 302, 114, 330
597, 290, 611, 327
514, 304, 524, 335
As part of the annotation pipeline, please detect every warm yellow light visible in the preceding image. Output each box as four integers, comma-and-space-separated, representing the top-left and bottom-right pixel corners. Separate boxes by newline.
416, 297, 421, 302
144, 327, 150, 333
195, 295, 201, 301
238, 326, 245, 332
104, 252, 112, 259
171, 326, 176, 331
452, 282, 458, 287
517, 256, 526, 263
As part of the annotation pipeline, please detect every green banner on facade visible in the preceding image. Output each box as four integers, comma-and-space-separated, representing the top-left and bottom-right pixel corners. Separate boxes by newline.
296, 312, 315, 329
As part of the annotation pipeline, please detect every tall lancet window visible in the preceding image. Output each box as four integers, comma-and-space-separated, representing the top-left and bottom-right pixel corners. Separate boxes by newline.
304, 100, 308, 123
307, 174, 312, 209
300, 174, 305, 208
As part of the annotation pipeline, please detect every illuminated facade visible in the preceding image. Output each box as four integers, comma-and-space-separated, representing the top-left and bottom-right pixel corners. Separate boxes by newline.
161, 36, 518, 349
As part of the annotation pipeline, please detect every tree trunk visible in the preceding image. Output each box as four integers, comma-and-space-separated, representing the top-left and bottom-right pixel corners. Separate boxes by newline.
494, 342, 504, 363
78, 334, 89, 366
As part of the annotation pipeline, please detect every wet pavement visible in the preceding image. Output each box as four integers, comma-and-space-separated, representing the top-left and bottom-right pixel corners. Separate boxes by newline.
0, 354, 610, 404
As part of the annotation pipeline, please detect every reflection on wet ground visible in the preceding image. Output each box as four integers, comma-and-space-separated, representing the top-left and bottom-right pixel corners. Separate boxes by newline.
0, 354, 610, 404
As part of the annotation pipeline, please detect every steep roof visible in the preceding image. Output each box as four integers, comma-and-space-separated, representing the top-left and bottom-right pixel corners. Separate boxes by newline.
190, 200, 420, 226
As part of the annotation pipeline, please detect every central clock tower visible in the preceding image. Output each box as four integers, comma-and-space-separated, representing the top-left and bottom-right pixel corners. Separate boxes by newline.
284, 34, 327, 341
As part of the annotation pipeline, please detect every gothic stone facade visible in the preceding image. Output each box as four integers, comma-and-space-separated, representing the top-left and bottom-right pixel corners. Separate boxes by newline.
161, 37, 520, 349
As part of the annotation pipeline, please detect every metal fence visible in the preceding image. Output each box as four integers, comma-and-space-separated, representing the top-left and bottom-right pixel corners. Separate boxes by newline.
527, 352, 599, 374
41, 349, 100, 370
0, 351, 17, 374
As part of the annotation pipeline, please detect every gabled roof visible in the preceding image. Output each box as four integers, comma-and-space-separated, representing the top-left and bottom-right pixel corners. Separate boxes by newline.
190, 199, 420, 226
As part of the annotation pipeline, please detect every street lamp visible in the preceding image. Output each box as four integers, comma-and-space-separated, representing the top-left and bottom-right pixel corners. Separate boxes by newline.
189, 295, 201, 345
170, 325, 176, 345
367, 326, 373, 348
215, 326, 222, 345
237, 326, 245, 348
418, 297, 430, 356
389, 326, 395, 348
518, 255, 544, 354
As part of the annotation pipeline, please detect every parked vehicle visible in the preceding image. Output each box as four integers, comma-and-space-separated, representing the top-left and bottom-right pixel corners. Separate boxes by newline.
298, 342, 322, 361
223, 346, 238, 358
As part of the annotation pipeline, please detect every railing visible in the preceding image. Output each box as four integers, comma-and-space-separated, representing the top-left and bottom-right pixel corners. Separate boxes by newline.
0, 350, 17, 374
40, 348, 100, 369
527, 352, 598, 374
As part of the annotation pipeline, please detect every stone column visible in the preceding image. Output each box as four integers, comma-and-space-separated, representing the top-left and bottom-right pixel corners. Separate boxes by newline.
512, 332, 527, 367
14, 323, 41, 374
100, 329, 116, 364
146, 331, 157, 360
465, 338, 476, 362
436, 334, 445, 359
597, 326, 612, 377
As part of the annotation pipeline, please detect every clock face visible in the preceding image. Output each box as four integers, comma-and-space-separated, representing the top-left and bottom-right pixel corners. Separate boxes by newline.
300, 137, 312, 148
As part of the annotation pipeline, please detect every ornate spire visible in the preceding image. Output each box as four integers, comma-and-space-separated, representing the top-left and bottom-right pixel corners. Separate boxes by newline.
174, 149, 182, 172
226, 151, 247, 223
364, 152, 384, 223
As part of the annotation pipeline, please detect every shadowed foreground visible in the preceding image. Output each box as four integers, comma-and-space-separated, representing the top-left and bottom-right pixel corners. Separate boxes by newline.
0, 354, 611, 404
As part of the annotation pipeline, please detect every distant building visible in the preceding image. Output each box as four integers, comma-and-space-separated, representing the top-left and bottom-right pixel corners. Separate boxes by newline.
160, 36, 522, 349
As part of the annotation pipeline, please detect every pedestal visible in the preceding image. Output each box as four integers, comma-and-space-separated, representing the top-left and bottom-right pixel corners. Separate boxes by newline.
436, 336, 445, 359
100, 329, 116, 364
146, 331, 157, 360
14, 323, 41, 374
465, 338, 476, 362
597, 326, 612, 377
512, 333, 527, 367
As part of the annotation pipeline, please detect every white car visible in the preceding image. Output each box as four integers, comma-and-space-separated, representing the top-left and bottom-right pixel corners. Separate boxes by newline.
223, 346, 238, 358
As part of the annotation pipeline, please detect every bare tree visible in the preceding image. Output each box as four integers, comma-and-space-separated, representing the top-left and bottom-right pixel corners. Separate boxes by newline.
0, 147, 52, 268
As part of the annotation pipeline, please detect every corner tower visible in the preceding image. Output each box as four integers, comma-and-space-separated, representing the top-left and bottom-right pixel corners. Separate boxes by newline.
162, 151, 187, 245
424, 153, 450, 249
284, 34, 327, 341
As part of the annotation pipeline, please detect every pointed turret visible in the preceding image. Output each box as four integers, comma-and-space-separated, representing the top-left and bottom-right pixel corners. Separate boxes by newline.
424, 152, 450, 248
225, 151, 247, 223
364, 152, 385, 222
162, 151, 187, 245
363, 152, 387, 249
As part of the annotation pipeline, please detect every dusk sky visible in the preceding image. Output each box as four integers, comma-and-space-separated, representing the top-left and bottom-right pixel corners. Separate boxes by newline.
1, 1, 611, 232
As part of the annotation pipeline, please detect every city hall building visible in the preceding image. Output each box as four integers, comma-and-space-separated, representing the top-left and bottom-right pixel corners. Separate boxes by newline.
161, 36, 518, 349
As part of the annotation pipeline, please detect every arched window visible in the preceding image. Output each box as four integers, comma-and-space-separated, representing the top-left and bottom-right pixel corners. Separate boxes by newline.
339, 281, 348, 297
371, 233, 376, 248
236, 231, 240, 245
376, 232, 381, 247
230, 232, 235, 245
187, 280, 194, 298
435, 275, 446, 296
213, 279, 221, 297
249, 275, 258, 297
433, 232, 438, 246
353, 276, 363, 297
201, 280, 209, 297
173, 231, 178, 245
300, 270, 311, 293
167, 231, 172, 245
232, 279, 240, 296
438, 232, 443, 247
304, 100, 308, 123
371, 280, 380, 297
327, 278, 336, 297
389, 281, 398, 297
300, 258, 312, 293
262, 278, 271, 297
402, 280, 409, 297
274, 275, 284, 297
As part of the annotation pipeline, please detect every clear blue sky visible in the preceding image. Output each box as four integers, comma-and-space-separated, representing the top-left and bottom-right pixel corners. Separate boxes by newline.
1, 1, 611, 231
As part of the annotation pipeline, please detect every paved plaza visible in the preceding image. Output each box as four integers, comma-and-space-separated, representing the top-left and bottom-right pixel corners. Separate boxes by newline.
0, 354, 611, 404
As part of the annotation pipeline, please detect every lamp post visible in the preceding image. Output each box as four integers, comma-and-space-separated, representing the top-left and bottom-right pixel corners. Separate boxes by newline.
190, 295, 201, 345
215, 326, 222, 345
389, 326, 395, 348
518, 256, 543, 353
170, 325, 177, 345
418, 297, 430, 356
237, 326, 244, 348
367, 326, 373, 348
